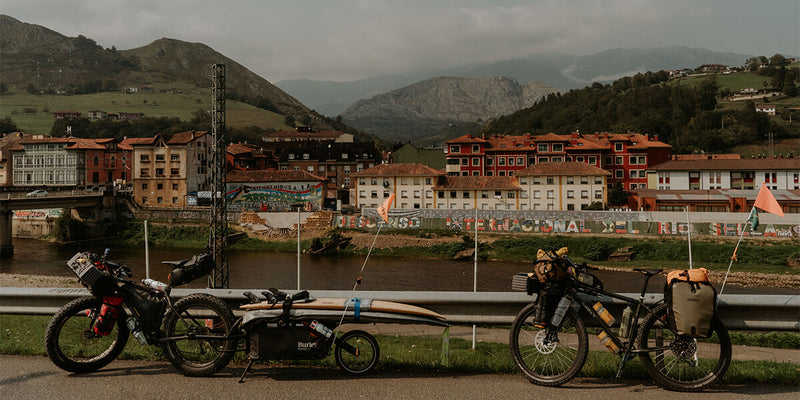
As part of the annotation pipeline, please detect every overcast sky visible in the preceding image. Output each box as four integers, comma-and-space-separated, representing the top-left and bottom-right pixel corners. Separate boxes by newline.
3, 0, 799, 82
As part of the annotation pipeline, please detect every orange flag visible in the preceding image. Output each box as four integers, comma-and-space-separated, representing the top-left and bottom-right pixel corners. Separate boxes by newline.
376, 193, 396, 223
753, 183, 784, 217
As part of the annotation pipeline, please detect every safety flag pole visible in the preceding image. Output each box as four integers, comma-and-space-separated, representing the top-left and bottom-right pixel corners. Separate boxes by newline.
336, 194, 396, 331
719, 183, 785, 300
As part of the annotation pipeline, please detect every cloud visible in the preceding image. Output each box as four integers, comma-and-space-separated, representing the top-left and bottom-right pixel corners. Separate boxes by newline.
3, 0, 798, 82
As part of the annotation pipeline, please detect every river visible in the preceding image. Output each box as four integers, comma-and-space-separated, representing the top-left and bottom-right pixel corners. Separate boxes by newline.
1, 238, 796, 295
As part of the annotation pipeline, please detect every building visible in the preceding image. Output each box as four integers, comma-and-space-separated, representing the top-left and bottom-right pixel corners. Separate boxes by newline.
433, 176, 519, 210
227, 143, 276, 171
226, 169, 327, 211
263, 127, 354, 143
648, 157, 800, 191
629, 188, 800, 214
445, 131, 670, 190
755, 104, 776, 115
130, 131, 212, 208
515, 162, 610, 211
354, 161, 611, 211
352, 163, 443, 210
10, 136, 132, 188
0, 133, 31, 187
53, 111, 81, 119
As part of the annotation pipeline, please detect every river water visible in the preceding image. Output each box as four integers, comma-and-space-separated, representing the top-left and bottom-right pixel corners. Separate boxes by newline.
1, 238, 795, 295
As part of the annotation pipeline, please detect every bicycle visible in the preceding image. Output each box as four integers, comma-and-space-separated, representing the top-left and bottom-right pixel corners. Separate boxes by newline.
509, 249, 731, 392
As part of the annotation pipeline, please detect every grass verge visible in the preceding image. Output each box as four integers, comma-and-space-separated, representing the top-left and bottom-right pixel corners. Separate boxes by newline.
2, 315, 796, 386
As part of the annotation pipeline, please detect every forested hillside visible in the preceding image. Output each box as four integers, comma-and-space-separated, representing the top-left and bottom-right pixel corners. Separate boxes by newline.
487, 65, 799, 154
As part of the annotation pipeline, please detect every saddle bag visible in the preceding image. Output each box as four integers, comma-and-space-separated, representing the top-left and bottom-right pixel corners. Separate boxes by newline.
533, 254, 569, 284
664, 268, 716, 338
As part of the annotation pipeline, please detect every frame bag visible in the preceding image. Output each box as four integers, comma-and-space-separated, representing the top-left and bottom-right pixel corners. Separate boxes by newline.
665, 268, 716, 338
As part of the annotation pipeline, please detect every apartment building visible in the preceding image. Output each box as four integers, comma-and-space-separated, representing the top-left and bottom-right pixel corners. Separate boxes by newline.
129, 130, 212, 207
515, 162, 610, 211
352, 163, 443, 209
648, 157, 800, 191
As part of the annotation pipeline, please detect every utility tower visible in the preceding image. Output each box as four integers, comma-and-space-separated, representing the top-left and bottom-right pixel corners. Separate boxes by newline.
209, 63, 229, 288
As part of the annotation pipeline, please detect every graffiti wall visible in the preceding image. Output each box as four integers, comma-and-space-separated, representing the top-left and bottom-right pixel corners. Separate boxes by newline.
12, 209, 63, 220
226, 181, 324, 212
334, 209, 800, 238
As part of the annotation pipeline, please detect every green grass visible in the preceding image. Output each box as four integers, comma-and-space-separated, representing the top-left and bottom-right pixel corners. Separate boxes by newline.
0, 86, 291, 135
2, 314, 796, 385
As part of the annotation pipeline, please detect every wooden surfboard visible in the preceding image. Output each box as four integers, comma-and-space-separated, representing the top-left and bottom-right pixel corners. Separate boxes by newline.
240, 297, 445, 320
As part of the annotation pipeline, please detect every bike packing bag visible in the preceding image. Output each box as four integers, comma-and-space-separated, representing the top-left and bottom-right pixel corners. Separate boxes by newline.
247, 321, 329, 360
67, 252, 118, 297
167, 253, 215, 287
533, 283, 566, 327
664, 268, 716, 338
94, 295, 124, 336
533, 254, 569, 284
511, 272, 542, 295
119, 285, 165, 335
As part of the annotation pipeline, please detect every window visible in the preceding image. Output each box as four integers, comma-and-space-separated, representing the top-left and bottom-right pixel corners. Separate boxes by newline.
414, 190, 421, 198
140, 154, 149, 162
359, 190, 366, 198
537, 157, 549, 163
615, 170, 623, 178
595, 177, 603, 184
157, 197, 163, 204
472, 144, 480, 153
595, 190, 603, 199
344, 166, 350, 173
172, 183, 178, 190
341, 153, 348, 159
580, 176, 588, 184
142, 183, 148, 190
508, 157, 515, 166
567, 190, 574, 199
450, 145, 460, 153
533, 177, 541, 184
171, 168, 179, 176
566, 176, 574, 184
508, 191, 515, 199
401, 190, 408, 198
520, 178, 527, 185
93, 156, 99, 166
495, 191, 502, 199
567, 204, 575, 211
552, 143, 563, 152
370, 178, 378, 185
461, 158, 468, 166
551, 157, 562, 163
425, 177, 432, 185
638, 156, 646, 165
425, 190, 432, 198
472, 158, 480, 166
450, 191, 457, 198
171, 154, 180, 161
142, 197, 148, 204
547, 190, 554, 199
581, 190, 588, 198
498, 157, 505, 166
533, 190, 541, 199
538, 144, 549, 152
481, 191, 488, 199
486, 158, 493, 166
157, 183, 163, 190
615, 143, 623, 151
140, 168, 150, 177
615, 156, 623, 165
629, 156, 637, 165
517, 157, 524, 166
359, 178, 366, 185
438, 192, 444, 199
307, 166, 314, 173
546, 177, 554, 184
288, 153, 295, 160
589, 156, 596, 164
463, 191, 470, 199
371, 190, 378, 198
630, 170, 639, 178
172, 197, 178, 204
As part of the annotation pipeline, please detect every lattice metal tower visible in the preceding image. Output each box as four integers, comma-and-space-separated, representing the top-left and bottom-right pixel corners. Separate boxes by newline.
209, 63, 229, 288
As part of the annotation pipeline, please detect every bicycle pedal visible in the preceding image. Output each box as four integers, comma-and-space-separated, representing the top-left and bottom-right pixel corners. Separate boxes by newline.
534, 322, 548, 329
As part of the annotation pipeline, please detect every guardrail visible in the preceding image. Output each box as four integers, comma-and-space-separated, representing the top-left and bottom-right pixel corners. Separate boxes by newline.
1, 287, 797, 332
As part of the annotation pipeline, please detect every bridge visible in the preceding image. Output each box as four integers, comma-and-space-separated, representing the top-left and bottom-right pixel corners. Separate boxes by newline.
0, 190, 109, 257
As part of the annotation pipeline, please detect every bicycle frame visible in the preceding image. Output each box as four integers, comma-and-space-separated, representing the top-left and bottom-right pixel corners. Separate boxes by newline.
561, 269, 665, 377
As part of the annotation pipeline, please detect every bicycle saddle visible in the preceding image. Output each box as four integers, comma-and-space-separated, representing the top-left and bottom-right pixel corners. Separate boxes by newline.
633, 268, 663, 276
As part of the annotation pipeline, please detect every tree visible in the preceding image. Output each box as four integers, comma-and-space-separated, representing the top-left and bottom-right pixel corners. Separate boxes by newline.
696, 76, 718, 111
607, 181, 628, 206
0, 117, 18, 133
769, 53, 786, 67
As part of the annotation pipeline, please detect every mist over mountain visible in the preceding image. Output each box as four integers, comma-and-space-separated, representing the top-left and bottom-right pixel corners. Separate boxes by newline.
276, 47, 751, 117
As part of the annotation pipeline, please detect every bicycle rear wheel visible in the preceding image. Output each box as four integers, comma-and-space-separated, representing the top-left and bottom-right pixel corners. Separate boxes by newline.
509, 302, 588, 386
637, 304, 731, 391
161, 294, 237, 377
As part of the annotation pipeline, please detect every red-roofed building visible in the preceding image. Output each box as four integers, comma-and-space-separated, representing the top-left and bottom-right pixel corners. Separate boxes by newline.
648, 157, 800, 191
130, 131, 212, 207
352, 163, 444, 209
516, 162, 611, 210
226, 143, 276, 171
10, 136, 131, 188
445, 131, 671, 190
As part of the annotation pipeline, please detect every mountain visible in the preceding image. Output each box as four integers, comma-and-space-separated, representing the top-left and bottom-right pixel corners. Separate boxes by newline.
0, 15, 329, 131
339, 76, 558, 143
276, 47, 751, 117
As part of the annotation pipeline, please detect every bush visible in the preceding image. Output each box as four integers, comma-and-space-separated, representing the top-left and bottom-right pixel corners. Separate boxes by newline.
51, 212, 87, 242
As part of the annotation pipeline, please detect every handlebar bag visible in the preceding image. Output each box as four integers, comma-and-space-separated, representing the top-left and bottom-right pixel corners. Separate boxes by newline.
533, 255, 569, 284
168, 253, 215, 287
664, 268, 716, 338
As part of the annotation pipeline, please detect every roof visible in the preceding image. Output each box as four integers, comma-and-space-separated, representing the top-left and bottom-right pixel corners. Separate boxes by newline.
445, 134, 488, 144
652, 158, 800, 171
353, 163, 444, 177
631, 188, 800, 202
227, 143, 258, 155
435, 176, 519, 190
515, 162, 611, 176
674, 154, 741, 160
534, 133, 568, 142
167, 130, 208, 144
265, 129, 348, 139
227, 169, 325, 183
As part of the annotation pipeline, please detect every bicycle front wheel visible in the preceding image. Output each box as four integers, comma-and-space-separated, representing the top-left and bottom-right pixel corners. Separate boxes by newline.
637, 303, 731, 391
45, 296, 129, 373
509, 302, 588, 386
161, 294, 237, 377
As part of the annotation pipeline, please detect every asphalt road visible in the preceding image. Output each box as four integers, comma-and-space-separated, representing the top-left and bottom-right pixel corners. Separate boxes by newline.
1, 355, 797, 400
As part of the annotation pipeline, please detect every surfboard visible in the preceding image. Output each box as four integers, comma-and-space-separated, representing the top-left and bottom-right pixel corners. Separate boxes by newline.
241, 308, 449, 327
240, 297, 445, 321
